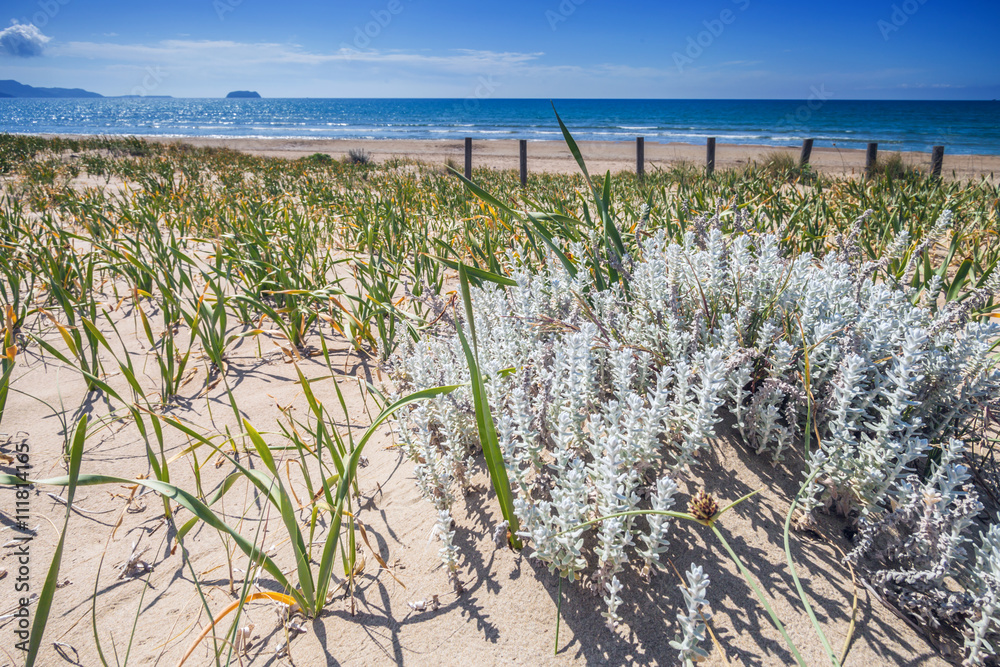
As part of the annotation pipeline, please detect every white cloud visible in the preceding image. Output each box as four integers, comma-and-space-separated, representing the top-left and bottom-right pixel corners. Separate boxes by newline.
54, 38, 546, 73
48, 38, 690, 95
42, 36, 798, 97
895, 82, 963, 89
0, 22, 51, 57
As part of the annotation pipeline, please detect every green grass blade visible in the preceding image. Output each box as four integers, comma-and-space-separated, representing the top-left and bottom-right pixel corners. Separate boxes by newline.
176, 472, 243, 542
244, 419, 316, 609
947, 258, 973, 301
711, 523, 807, 666
457, 265, 521, 548
783, 472, 841, 666
2, 470, 308, 612
424, 254, 518, 287
30, 336, 127, 404
0, 357, 13, 428
315, 382, 463, 611
448, 167, 521, 220
551, 103, 594, 188
601, 171, 626, 260
25, 415, 87, 666
523, 214, 578, 279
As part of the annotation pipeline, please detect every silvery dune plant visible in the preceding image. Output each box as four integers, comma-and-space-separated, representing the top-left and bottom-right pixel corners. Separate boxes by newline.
671, 564, 712, 665
966, 524, 1000, 666
845, 439, 983, 628
391, 210, 999, 635
388, 113, 999, 661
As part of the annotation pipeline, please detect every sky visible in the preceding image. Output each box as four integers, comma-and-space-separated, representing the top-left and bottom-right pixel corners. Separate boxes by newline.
0, 0, 998, 99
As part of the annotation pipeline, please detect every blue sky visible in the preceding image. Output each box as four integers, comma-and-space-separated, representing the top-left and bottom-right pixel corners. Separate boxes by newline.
1, 0, 997, 99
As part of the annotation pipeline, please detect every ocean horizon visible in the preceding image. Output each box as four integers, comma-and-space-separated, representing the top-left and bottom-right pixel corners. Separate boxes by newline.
2, 98, 999, 155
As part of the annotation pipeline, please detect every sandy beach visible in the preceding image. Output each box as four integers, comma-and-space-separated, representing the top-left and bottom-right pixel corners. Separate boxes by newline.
84, 136, 1000, 181
4, 130, 992, 667
4, 307, 951, 667
6, 0, 999, 662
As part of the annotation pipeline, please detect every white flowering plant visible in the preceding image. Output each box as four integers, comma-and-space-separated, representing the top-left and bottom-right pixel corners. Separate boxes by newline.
390, 114, 1000, 663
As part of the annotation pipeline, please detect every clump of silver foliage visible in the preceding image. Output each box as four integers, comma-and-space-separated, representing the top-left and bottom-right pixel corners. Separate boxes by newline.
391, 210, 999, 661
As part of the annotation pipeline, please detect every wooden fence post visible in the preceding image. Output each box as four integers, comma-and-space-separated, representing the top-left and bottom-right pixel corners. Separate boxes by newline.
799, 139, 814, 167
519, 139, 528, 187
865, 142, 878, 178
930, 145, 945, 177
464, 137, 472, 180
706, 137, 716, 175
636, 137, 645, 181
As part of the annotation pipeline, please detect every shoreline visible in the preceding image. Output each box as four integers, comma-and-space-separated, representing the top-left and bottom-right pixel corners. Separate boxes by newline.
40, 133, 1000, 179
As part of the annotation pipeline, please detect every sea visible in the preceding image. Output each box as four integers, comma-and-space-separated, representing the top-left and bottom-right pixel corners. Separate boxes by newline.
2, 98, 999, 155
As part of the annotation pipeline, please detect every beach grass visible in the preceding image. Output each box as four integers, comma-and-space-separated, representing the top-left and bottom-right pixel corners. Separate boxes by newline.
0, 130, 997, 665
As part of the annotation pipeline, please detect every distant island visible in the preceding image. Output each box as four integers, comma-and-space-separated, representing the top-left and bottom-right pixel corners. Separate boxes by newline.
0, 79, 103, 98
226, 91, 261, 99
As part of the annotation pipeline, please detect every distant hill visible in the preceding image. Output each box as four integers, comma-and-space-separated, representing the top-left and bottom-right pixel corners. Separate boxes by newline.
0, 80, 103, 98
226, 90, 261, 99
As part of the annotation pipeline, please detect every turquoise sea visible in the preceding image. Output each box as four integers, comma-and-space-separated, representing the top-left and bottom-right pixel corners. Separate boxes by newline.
2, 98, 999, 155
